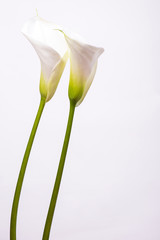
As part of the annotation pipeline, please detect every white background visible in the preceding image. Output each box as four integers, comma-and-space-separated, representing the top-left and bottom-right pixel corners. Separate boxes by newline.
0, 0, 160, 239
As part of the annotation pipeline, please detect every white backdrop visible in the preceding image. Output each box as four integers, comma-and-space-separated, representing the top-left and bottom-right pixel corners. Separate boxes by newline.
0, 0, 160, 239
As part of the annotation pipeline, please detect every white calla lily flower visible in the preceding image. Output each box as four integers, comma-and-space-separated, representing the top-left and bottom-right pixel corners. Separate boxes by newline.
22, 16, 68, 102
63, 33, 104, 106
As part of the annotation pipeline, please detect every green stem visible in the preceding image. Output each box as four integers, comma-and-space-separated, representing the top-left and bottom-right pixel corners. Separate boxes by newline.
10, 96, 46, 240
42, 100, 76, 240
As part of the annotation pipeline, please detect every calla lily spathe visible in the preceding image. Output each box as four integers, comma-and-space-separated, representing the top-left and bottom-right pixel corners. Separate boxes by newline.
21, 16, 68, 102
63, 34, 104, 106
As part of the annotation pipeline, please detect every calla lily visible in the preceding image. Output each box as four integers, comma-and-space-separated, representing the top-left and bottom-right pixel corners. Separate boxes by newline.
42, 30, 104, 239
21, 16, 68, 102
63, 33, 104, 106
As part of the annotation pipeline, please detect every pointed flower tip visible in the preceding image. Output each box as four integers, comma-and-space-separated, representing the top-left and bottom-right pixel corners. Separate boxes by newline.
100, 47, 104, 54
97, 47, 104, 58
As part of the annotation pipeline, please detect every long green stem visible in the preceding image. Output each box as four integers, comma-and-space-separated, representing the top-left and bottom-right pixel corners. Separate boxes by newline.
42, 100, 76, 240
10, 96, 46, 240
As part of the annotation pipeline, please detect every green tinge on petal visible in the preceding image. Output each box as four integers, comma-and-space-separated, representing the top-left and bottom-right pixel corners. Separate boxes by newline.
39, 71, 47, 99
68, 70, 84, 104
76, 62, 97, 106
46, 51, 68, 102
39, 51, 69, 102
